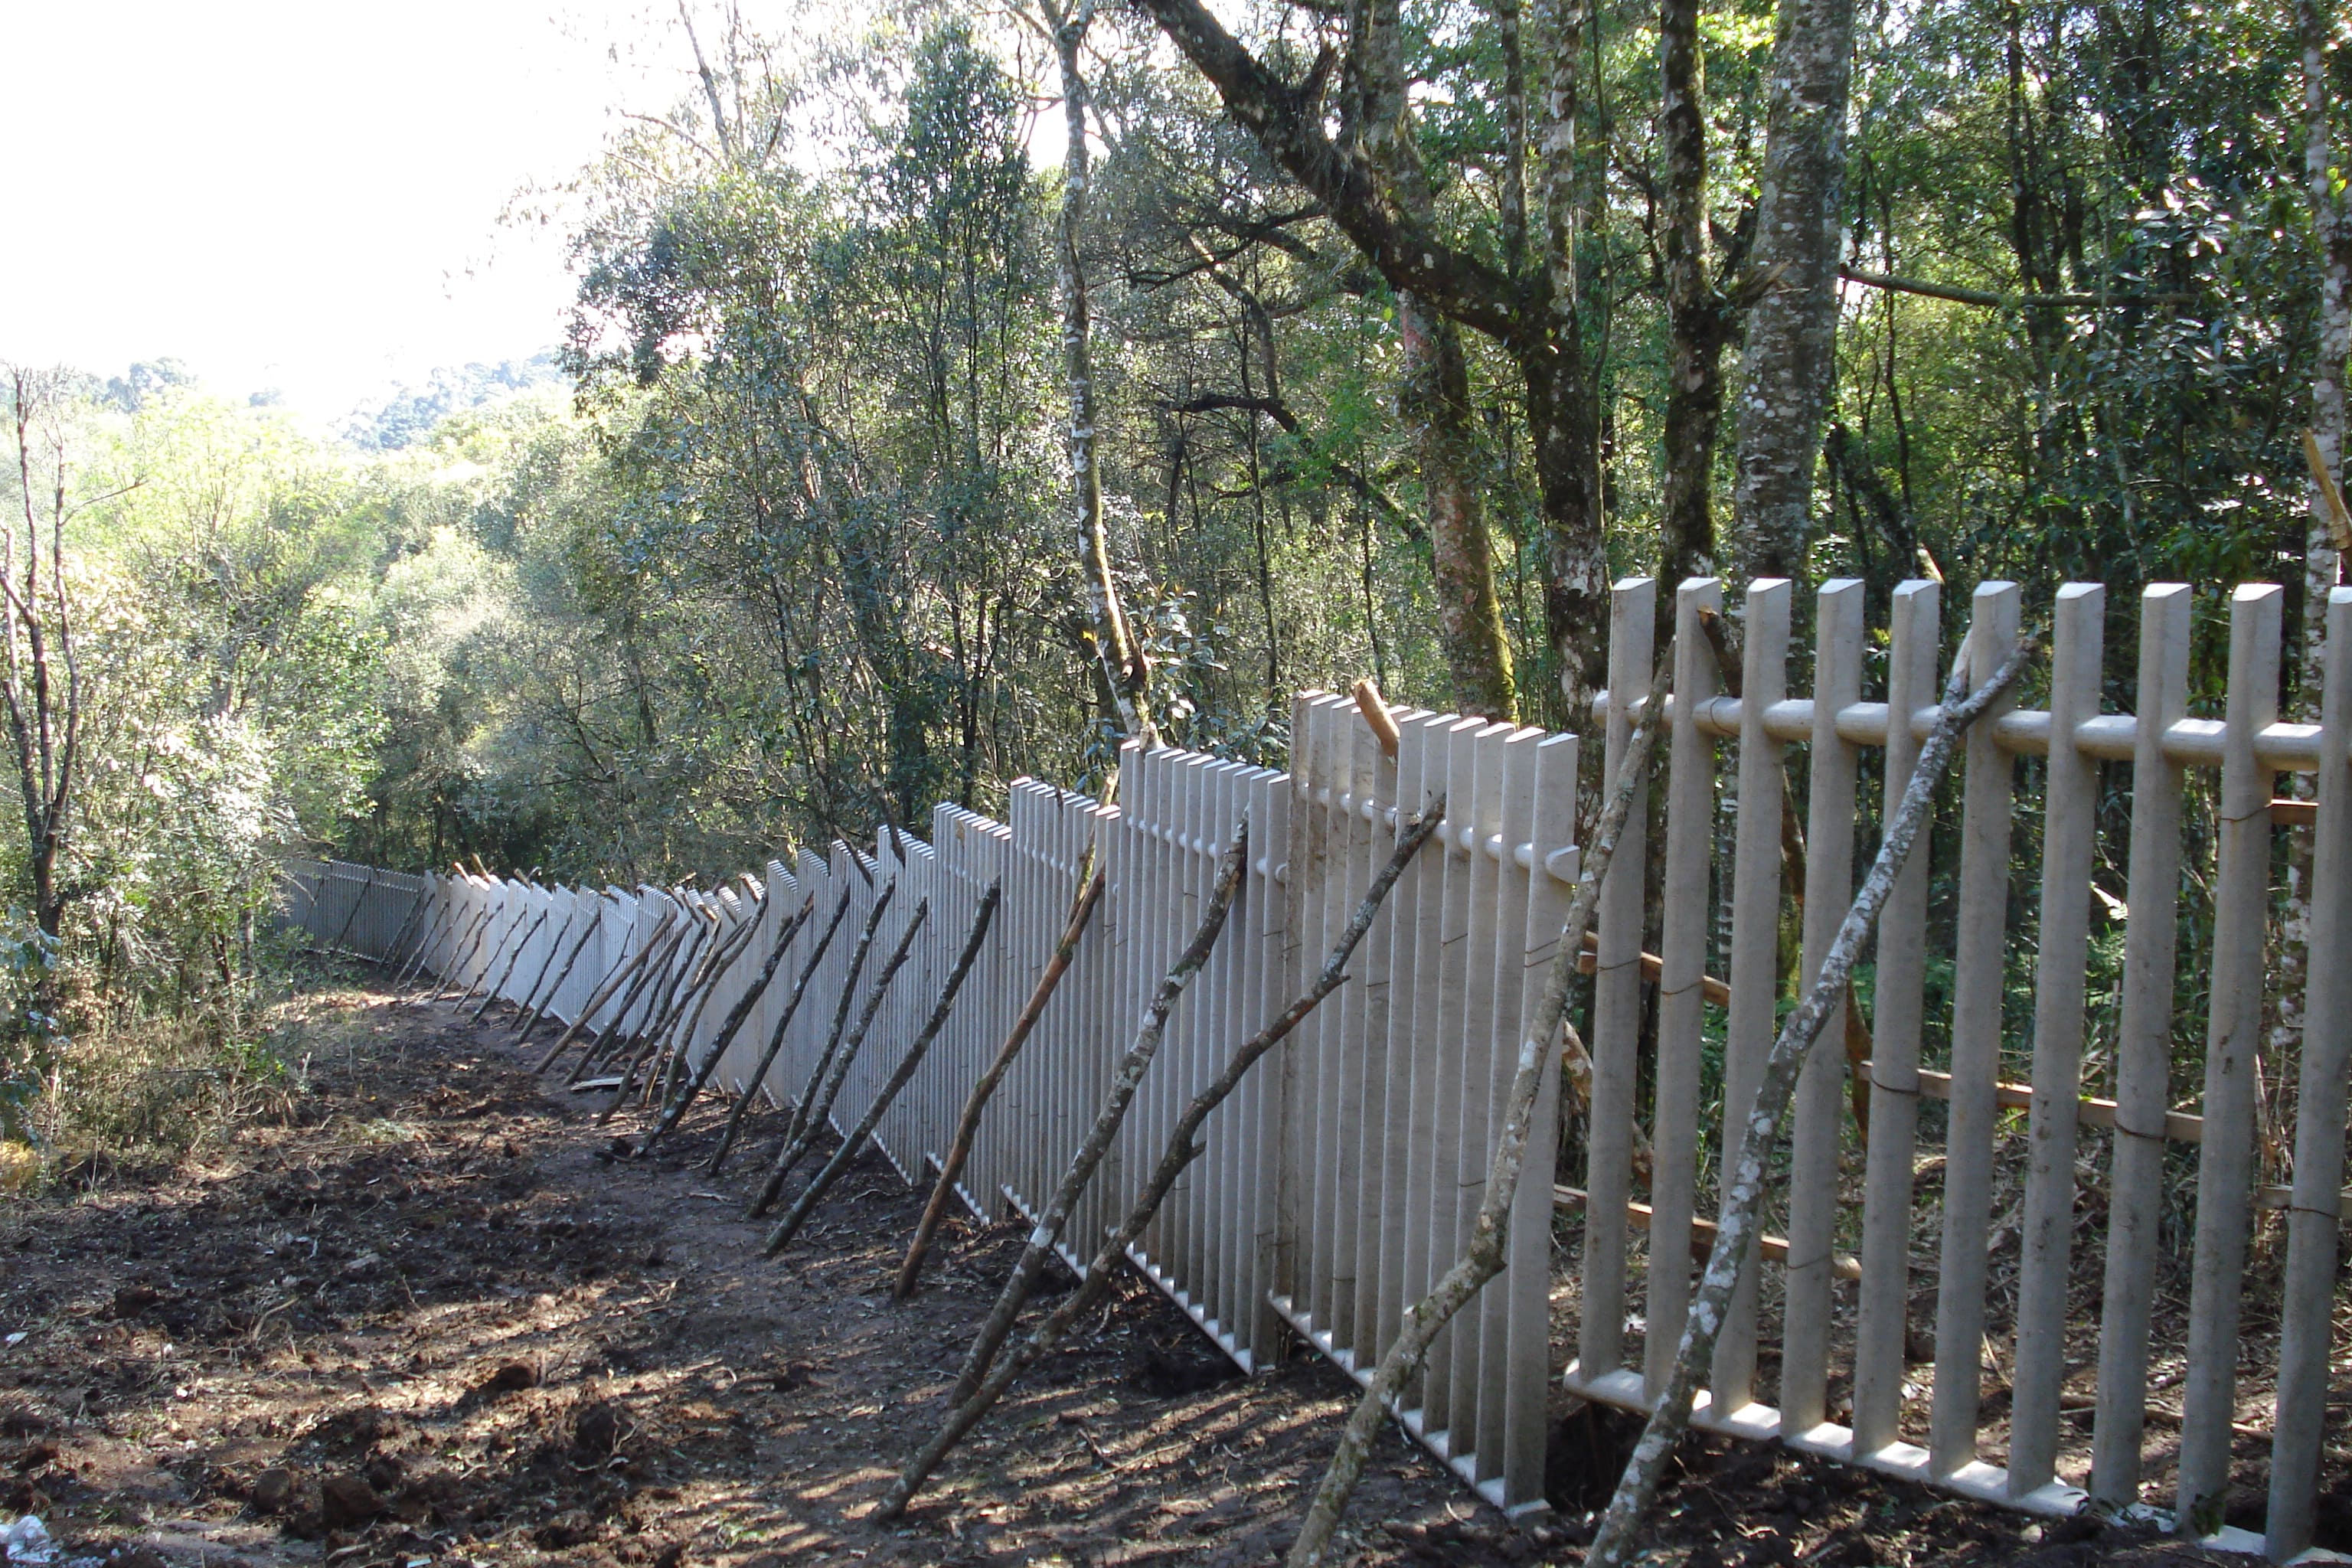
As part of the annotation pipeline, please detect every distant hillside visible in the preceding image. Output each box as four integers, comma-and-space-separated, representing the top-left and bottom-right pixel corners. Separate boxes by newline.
340, 354, 565, 449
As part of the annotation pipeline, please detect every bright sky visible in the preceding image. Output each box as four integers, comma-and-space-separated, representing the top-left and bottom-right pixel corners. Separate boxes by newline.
1, 1, 702, 425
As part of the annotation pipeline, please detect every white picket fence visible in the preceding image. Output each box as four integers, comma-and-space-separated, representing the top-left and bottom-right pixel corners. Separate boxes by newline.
286, 574, 2352, 1563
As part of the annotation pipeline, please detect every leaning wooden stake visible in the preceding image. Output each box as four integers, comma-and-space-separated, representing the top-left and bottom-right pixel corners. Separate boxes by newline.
635, 907, 769, 1116
407, 903, 477, 993
393, 894, 452, 988
1283, 638, 1674, 1568
570, 917, 704, 1084
895, 858, 1103, 1297
509, 904, 586, 1034
325, 867, 376, 958
707, 886, 857, 1174
1576, 638, 2031, 1568
377, 883, 431, 974
471, 906, 550, 1022
639, 893, 817, 1152
775, 881, 900, 1157
747, 897, 931, 1217
599, 913, 751, 1124
944, 822, 1248, 1408
429, 907, 498, 1002
880, 805, 1439, 1521
534, 909, 683, 1074
765, 881, 1002, 1256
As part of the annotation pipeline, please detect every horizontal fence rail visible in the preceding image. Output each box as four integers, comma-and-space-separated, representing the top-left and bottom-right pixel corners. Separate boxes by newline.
283, 574, 2352, 1563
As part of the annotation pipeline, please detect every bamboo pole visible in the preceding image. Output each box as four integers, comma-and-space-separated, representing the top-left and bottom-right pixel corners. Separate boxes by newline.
880, 808, 1436, 1521
1576, 634, 2032, 1568
707, 885, 856, 1174
747, 897, 930, 1217
896, 860, 1103, 1296
764, 882, 1001, 1256
943, 822, 1247, 1410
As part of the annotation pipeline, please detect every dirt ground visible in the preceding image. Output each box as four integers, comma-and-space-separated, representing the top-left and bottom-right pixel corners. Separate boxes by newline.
0, 983, 2275, 1566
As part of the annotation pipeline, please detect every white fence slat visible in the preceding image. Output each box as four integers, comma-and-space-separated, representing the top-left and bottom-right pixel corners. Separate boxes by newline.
2090, 583, 2194, 1503
2266, 583, 2352, 1559
1445, 719, 1517, 1452
1582, 577, 1655, 1384
1781, 577, 1864, 1436
1713, 577, 1790, 1413
1469, 722, 1544, 1482
2007, 583, 2105, 1498
1374, 712, 1443, 1360
1502, 729, 1577, 1504
1645, 577, 1723, 1399
2177, 583, 2282, 1517
1927, 580, 2022, 1481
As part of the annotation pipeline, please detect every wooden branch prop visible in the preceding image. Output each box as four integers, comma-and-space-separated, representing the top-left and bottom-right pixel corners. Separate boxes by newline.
748, 897, 931, 1217
895, 860, 1105, 1297
510, 905, 586, 1034
1285, 635, 1675, 1568
428, 907, 497, 1002
326, 867, 376, 957
707, 885, 857, 1174
529, 909, 666, 1071
536, 909, 685, 1074
2305, 428, 2352, 551
378, 884, 431, 973
882, 806, 1439, 1521
1581, 637, 2034, 1568
393, 893, 452, 988
452, 900, 524, 1011
639, 893, 818, 1152
410, 903, 479, 994
775, 880, 900, 1158
572, 920, 701, 1085
582, 911, 712, 1078
765, 882, 1003, 1256
944, 822, 1248, 1409
599, 913, 753, 1125
1351, 678, 1402, 758
470, 907, 550, 1022
642, 908, 768, 1112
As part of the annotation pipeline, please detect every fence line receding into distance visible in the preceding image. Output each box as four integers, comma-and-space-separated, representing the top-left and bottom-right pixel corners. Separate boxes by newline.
284, 574, 2352, 1565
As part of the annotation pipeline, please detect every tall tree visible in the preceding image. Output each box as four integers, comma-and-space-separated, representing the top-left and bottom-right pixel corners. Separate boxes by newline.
1040, 0, 1159, 748
1725, 0, 1858, 581
2, 369, 92, 972
1132, 0, 1612, 715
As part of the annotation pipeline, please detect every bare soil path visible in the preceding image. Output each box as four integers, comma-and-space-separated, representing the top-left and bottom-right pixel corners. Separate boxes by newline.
0, 985, 2265, 1567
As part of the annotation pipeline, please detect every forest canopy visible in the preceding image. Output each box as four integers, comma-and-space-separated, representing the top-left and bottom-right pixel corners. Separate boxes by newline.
3, 0, 2347, 1061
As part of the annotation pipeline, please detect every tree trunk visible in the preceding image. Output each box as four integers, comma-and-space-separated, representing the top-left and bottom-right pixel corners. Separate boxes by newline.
1048, 0, 1155, 747
2281, 0, 2352, 1099
1400, 298, 1517, 720
1658, 0, 1726, 593
1529, 0, 1609, 718
1725, 0, 1857, 583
